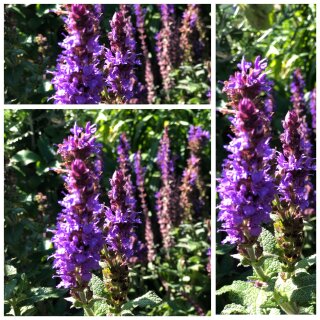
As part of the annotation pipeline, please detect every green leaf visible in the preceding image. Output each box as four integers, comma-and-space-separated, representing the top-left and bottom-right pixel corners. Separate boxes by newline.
89, 274, 105, 298
5, 265, 17, 276
93, 299, 110, 316
217, 280, 273, 314
122, 291, 162, 311
28, 287, 61, 303
221, 303, 248, 314
295, 254, 316, 270
258, 228, 277, 254
275, 272, 316, 307
5, 278, 17, 300
10, 149, 40, 166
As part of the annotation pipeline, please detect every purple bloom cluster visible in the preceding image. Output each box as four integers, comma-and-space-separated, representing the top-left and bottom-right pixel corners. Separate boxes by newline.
156, 4, 180, 92
180, 126, 210, 221
223, 56, 273, 106
277, 110, 314, 215
218, 57, 275, 245
104, 170, 141, 260
105, 9, 141, 103
134, 4, 156, 104
309, 88, 316, 130
51, 122, 104, 289
51, 5, 104, 104
134, 151, 156, 262
180, 5, 205, 63
156, 126, 181, 248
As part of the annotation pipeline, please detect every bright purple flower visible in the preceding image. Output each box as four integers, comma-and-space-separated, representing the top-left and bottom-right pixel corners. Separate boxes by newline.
134, 4, 156, 103
51, 5, 104, 104
104, 10, 141, 103
104, 170, 141, 260
180, 126, 210, 221
309, 88, 316, 130
223, 56, 273, 105
134, 151, 156, 262
218, 57, 275, 245
277, 110, 314, 215
51, 122, 104, 289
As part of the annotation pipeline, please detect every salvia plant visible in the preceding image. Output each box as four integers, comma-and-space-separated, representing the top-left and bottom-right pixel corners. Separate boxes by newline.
217, 57, 316, 315
49, 4, 210, 104
50, 120, 211, 315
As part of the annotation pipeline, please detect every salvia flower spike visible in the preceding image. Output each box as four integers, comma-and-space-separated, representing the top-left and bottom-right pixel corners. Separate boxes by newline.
218, 56, 275, 246
51, 5, 104, 104
51, 122, 104, 300
105, 9, 141, 103
180, 125, 210, 221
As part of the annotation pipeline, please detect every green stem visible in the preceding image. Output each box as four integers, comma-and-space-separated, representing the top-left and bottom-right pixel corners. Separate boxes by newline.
279, 301, 299, 315
83, 305, 95, 316
246, 246, 269, 282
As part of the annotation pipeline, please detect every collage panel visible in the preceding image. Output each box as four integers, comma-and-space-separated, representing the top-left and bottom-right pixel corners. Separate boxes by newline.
4, 3, 211, 105
4, 109, 211, 316
216, 3, 316, 315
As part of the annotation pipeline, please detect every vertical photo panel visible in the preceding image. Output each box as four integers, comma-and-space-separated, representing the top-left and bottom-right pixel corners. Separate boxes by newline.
216, 3, 316, 315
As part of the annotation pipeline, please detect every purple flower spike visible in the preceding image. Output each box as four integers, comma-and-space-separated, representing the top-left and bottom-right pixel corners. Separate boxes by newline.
104, 170, 141, 261
290, 69, 313, 156
156, 126, 181, 249
51, 5, 104, 104
134, 4, 156, 103
277, 110, 314, 215
105, 10, 141, 103
51, 122, 104, 289
223, 56, 273, 106
134, 151, 156, 262
180, 126, 210, 221
156, 4, 180, 93
180, 4, 206, 63
218, 57, 275, 245
309, 88, 316, 130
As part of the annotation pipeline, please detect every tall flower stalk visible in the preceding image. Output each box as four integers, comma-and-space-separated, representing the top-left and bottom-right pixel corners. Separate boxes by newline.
104, 9, 141, 103
180, 125, 210, 221
218, 57, 275, 277
274, 110, 314, 273
156, 4, 180, 93
134, 151, 156, 262
102, 170, 141, 314
51, 5, 104, 104
180, 4, 206, 64
156, 126, 180, 250
309, 88, 316, 132
134, 4, 156, 103
51, 122, 104, 313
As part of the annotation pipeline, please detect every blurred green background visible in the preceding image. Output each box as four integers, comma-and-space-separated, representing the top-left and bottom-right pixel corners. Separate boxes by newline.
4, 109, 211, 316
4, 4, 211, 104
216, 4, 316, 314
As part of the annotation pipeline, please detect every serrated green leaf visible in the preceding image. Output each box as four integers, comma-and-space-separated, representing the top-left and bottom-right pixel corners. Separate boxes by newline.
122, 291, 162, 311
89, 274, 105, 298
93, 299, 110, 316
221, 303, 248, 314
217, 280, 273, 314
259, 228, 277, 254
